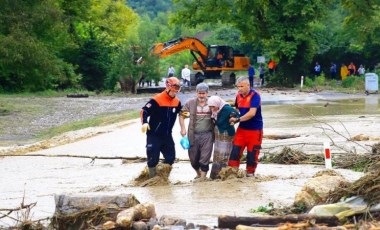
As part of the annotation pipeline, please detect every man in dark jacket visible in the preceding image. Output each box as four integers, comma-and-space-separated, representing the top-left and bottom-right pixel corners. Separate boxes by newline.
140, 77, 182, 178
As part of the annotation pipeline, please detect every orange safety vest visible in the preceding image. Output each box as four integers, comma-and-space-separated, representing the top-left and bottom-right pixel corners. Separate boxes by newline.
268, 60, 276, 69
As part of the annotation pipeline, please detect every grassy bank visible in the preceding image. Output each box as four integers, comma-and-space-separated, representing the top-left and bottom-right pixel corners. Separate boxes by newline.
0, 93, 145, 146
37, 110, 140, 140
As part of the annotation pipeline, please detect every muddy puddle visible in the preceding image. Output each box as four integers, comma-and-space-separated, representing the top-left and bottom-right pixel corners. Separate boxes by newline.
0, 92, 379, 227
0, 157, 363, 227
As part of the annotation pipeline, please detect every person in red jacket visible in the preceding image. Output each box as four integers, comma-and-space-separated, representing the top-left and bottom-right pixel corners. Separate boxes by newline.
140, 77, 182, 178
228, 76, 263, 177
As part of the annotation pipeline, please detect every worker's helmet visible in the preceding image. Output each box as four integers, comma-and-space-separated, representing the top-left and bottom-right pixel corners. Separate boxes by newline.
165, 77, 181, 92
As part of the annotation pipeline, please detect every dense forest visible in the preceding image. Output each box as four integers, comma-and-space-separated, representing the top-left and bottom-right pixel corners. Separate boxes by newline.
0, 0, 379, 92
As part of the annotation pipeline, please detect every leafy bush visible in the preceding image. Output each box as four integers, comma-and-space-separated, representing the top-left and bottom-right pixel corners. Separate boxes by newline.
341, 76, 365, 90
328, 79, 337, 87
250, 202, 274, 213
314, 75, 326, 86
304, 77, 314, 87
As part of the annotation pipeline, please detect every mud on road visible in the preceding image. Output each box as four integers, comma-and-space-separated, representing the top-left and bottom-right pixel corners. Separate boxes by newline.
0, 88, 379, 228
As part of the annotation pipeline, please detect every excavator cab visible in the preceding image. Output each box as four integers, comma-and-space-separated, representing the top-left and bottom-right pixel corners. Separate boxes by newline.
206, 45, 234, 68
206, 46, 218, 67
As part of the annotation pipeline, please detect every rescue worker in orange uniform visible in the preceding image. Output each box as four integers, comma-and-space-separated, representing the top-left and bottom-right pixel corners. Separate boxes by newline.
267, 59, 276, 75
348, 62, 356, 76
140, 77, 182, 178
228, 76, 263, 177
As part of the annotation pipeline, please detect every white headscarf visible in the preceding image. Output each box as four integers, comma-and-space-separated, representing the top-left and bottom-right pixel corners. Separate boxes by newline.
208, 96, 227, 119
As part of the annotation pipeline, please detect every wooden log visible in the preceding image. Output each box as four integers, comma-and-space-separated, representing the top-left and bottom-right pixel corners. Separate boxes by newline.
66, 93, 89, 98
236, 224, 277, 230
264, 134, 300, 140
116, 203, 156, 228
218, 214, 340, 229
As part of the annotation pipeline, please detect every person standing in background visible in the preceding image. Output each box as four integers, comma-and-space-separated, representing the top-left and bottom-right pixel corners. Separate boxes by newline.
140, 77, 182, 178
340, 63, 349, 80
330, 62, 337, 80
314, 62, 321, 77
248, 64, 255, 88
348, 62, 356, 76
168, 65, 175, 77
228, 76, 263, 177
357, 64, 365, 76
267, 59, 276, 76
181, 64, 191, 88
258, 64, 265, 86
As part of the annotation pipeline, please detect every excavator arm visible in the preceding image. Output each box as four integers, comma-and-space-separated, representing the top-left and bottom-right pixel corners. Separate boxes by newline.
150, 37, 209, 67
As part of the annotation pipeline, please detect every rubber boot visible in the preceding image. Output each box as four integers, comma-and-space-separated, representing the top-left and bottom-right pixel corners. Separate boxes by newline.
148, 167, 156, 178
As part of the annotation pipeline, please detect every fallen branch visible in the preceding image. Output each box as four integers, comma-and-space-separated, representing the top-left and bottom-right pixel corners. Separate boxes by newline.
0, 189, 36, 222
0, 202, 36, 212
0, 154, 193, 163
292, 104, 371, 154
0, 154, 144, 161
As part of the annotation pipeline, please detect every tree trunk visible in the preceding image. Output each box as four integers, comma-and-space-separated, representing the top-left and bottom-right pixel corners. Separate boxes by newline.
119, 75, 137, 94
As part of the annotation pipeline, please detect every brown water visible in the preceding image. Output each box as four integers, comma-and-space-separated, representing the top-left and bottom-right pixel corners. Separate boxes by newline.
0, 93, 379, 227
0, 157, 363, 227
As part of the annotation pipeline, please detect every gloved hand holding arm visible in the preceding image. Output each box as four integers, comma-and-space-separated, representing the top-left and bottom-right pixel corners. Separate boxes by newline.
180, 111, 190, 118
141, 123, 150, 133
140, 106, 151, 133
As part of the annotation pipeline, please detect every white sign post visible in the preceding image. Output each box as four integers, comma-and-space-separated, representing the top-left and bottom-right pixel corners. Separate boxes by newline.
257, 56, 265, 64
323, 142, 332, 169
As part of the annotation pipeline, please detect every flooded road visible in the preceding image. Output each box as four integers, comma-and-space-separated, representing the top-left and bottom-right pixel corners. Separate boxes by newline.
0, 89, 379, 227
0, 157, 364, 227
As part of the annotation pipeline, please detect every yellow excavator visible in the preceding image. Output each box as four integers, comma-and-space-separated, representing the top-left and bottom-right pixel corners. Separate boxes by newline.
150, 37, 250, 86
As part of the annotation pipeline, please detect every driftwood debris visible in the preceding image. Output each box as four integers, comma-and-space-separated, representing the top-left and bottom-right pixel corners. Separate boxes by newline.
52, 194, 140, 230
66, 93, 89, 98
116, 203, 156, 228
0, 153, 145, 161
218, 214, 340, 229
264, 134, 300, 140
263, 147, 324, 165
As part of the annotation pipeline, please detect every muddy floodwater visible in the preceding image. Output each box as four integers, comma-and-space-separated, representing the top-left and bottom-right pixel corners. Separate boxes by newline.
0, 90, 379, 227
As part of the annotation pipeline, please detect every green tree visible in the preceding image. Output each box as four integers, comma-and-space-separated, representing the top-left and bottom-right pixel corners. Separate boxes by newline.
76, 28, 111, 91
172, 0, 334, 86
0, 0, 79, 92
341, 0, 380, 43
63, 0, 140, 91
127, 0, 174, 19
106, 15, 161, 93
340, 0, 380, 69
